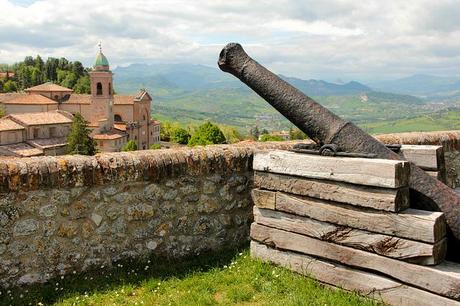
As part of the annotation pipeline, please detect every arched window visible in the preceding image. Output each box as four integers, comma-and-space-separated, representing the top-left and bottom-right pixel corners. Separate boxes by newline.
114, 114, 122, 122
54, 95, 59, 101
108, 83, 112, 95
97, 82, 103, 95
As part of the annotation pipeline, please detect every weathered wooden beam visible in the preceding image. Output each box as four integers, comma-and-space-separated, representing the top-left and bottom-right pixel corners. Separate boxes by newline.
400, 145, 444, 171
254, 171, 410, 212
253, 150, 410, 188
251, 241, 459, 306
256, 190, 446, 243
254, 207, 446, 265
251, 189, 275, 209
250, 224, 460, 300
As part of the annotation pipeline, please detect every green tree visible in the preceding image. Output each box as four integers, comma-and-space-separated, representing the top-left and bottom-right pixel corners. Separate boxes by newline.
289, 127, 307, 140
171, 127, 191, 144
2, 80, 17, 92
149, 144, 162, 150
73, 76, 91, 94
67, 113, 97, 155
160, 121, 181, 141
122, 140, 138, 151
259, 134, 284, 142
188, 121, 226, 147
0, 105, 5, 118
220, 125, 243, 143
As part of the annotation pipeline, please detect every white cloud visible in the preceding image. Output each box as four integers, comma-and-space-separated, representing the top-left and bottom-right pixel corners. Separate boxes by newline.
0, 0, 459, 81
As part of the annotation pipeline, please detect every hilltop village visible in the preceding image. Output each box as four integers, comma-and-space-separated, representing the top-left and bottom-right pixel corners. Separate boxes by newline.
0, 49, 160, 157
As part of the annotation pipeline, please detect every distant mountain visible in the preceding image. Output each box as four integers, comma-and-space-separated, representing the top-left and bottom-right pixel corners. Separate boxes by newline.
112, 63, 437, 132
280, 76, 371, 96
368, 74, 460, 98
114, 63, 371, 97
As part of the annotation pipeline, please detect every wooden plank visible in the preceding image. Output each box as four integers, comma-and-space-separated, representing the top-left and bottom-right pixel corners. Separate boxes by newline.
251, 224, 460, 301
251, 189, 275, 209
254, 207, 446, 265
254, 171, 410, 212
251, 241, 459, 306
400, 145, 444, 171
253, 150, 410, 188
266, 190, 446, 243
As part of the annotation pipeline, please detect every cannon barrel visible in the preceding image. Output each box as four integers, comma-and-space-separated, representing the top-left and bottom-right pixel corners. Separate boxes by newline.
218, 43, 460, 244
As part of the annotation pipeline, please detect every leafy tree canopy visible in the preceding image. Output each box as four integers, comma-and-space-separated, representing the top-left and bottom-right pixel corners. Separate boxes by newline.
289, 127, 308, 140
0, 55, 91, 94
122, 140, 138, 151
149, 144, 162, 150
188, 121, 226, 147
171, 127, 191, 144
67, 113, 97, 155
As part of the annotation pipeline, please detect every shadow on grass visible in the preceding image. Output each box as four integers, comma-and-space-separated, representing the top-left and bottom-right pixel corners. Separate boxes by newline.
0, 244, 247, 306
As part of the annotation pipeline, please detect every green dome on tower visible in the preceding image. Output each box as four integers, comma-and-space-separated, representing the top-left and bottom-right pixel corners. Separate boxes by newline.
94, 52, 110, 70
94, 43, 110, 71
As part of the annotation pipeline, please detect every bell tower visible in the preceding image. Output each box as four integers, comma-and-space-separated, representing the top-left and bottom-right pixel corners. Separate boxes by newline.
89, 42, 114, 131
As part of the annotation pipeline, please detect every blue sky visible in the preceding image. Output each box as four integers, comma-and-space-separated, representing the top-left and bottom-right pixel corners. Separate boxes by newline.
0, 0, 459, 82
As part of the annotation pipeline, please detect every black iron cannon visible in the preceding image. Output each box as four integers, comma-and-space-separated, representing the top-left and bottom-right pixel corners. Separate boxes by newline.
218, 43, 460, 245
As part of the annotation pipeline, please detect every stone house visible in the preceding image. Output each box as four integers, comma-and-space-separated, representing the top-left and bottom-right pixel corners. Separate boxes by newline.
0, 48, 161, 156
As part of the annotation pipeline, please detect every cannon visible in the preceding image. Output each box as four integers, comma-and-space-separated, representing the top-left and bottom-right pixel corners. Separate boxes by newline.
218, 43, 460, 245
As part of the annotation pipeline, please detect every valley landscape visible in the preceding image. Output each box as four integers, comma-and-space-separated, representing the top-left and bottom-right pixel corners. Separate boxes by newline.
113, 63, 460, 135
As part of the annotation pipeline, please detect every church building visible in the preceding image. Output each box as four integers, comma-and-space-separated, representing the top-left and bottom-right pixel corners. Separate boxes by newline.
0, 48, 160, 157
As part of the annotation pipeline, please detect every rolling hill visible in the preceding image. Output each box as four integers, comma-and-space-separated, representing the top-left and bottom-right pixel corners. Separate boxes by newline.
113, 63, 455, 133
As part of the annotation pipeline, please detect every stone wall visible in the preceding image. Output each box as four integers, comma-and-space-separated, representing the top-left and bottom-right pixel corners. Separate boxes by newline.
1, 131, 460, 288
0, 142, 294, 288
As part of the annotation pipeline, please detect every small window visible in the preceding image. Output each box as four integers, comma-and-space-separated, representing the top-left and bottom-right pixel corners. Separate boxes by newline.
54, 95, 59, 101
114, 114, 122, 122
135, 136, 137, 140
108, 83, 112, 95
97, 82, 103, 95
33, 128, 40, 138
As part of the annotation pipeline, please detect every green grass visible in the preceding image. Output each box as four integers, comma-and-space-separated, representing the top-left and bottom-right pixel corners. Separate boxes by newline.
0, 248, 379, 306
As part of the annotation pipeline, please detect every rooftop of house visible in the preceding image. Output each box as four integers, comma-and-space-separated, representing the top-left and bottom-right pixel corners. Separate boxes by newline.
63, 92, 148, 105
93, 130, 126, 140
2, 93, 57, 105
25, 82, 73, 92
27, 137, 68, 149
0, 93, 26, 103
0, 142, 43, 157
0, 118, 25, 131
9, 111, 73, 126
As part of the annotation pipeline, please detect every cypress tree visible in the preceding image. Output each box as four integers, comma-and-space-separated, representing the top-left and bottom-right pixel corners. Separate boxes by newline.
67, 113, 97, 155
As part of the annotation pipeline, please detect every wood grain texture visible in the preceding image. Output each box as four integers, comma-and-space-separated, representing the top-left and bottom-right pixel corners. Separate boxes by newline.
251, 241, 459, 306
400, 145, 443, 171
250, 224, 460, 301
254, 171, 410, 212
253, 150, 410, 188
251, 189, 275, 209
265, 190, 446, 243
253, 207, 446, 265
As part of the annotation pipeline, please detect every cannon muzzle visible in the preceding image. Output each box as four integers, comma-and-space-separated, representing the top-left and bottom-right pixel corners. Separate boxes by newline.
218, 43, 460, 247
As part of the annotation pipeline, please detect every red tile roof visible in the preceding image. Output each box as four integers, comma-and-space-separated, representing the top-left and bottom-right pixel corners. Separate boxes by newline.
2, 94, 57, 105
62, 94, 135, 105
0, 118, 25, 131
114, 95, 134, 105
65, 94, 92, 104
93, 130, 126, 140
113, 123, 127, 131
0, 143, 43, 157
9, 112, 72, 126
25, 83, 73, 92
0, 93, 26, 103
